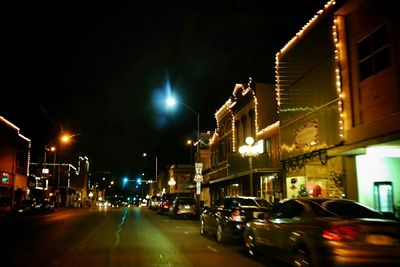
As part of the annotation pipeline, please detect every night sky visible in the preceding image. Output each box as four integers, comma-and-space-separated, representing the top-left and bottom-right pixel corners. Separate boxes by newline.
3, 0, 324, 178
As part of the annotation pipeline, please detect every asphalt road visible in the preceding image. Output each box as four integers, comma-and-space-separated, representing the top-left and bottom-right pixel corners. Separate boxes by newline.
0, 206, 288, 267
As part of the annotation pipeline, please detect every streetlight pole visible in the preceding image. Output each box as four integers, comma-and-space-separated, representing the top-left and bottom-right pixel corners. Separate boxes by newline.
166, 97, 203, 203
143, 153, 158, 195
43, 144, 56, 199
186, 139, 193, 164
248, 156, 253, 196
56, 133, 80, 206
166, 97, 200, 160
239, 137, 260, 196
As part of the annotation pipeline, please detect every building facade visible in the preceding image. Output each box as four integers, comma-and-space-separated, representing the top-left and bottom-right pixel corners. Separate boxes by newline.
0, 116, 31, 213
275, 0, 399, 217
206, 81, 282, 204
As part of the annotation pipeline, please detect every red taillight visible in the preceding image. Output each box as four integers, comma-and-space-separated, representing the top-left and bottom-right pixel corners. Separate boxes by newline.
322, 225, 359, 241
163, 200, 170, 209
230, 210, 242, 222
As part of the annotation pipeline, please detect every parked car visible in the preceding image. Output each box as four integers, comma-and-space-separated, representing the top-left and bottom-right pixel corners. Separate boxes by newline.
200, 196, 272, 243
243, 197, 400, 267
13, 199, 37, 214
39, 199, 56, 213
169, 196, 199, 219
157, 192, 193, 215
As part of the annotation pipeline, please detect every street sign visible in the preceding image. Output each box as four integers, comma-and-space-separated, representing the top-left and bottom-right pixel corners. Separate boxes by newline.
194, 174, 203, 183
195, 162, 203, 175
196, 181, 201, 195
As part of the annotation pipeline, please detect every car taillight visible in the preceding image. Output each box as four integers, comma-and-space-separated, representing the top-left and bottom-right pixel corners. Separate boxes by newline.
322, 225, 359, 241
229, 210, 242, 222
162, 201, 169, 208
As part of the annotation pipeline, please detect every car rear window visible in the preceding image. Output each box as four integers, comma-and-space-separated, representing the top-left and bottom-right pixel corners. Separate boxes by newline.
254, 198, 272, 208
228, 198, 258, 208
306, 200, 338, 217
322, 200, 386, 219
177, 198, 196, 204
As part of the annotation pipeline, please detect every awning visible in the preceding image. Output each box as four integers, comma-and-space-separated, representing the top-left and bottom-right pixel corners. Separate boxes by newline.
209, 168, 279, 184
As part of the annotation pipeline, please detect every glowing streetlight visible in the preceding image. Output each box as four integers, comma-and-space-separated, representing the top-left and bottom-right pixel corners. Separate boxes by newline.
168, 177, 176, 193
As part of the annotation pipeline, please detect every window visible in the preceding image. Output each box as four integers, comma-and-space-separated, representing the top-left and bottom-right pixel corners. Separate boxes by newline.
241, 115, 247, 140
249, 109, 255, 137
220, 142, 225, 161
265, 138, 272, 153
357, 25, 390, 81
227, 138, 232, 153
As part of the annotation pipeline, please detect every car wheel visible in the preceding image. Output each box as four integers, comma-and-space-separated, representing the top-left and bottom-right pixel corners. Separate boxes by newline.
293, 247, 312, 267
216, 224, 226, 243
244, 231, 257, 256
200, 219, 206, 236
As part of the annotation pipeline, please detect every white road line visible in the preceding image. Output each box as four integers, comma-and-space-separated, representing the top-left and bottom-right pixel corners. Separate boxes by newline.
207, 245, 218, 253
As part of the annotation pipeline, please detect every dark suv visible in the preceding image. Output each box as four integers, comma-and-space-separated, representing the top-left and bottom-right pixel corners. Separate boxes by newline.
169, 196, 199, 219
200, 196, 272, 243
157, 192, 193, 215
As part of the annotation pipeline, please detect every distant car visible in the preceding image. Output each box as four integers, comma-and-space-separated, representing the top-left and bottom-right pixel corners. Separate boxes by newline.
39, 199, 56, 213
200, 196, 272, 243
149, 195, 161, 210
243, 197, 400, 267
169, 196, 199, 219
97, 200, 110, 208
140, 199, 148, 207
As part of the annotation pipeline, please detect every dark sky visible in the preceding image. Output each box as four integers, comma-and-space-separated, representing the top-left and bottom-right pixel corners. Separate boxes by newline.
3, 0, 324, 178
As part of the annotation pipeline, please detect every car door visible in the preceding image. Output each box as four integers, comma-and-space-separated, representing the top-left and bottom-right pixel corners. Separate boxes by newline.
270, 200, 306, 255
259, 200, 306, 256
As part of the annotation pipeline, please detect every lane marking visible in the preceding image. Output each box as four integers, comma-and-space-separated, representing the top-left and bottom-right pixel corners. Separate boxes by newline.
207, 245, 218, 253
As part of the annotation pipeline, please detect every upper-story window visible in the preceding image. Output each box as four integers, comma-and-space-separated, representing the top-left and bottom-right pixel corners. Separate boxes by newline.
241, 115, 247, 141
219, 124, 225, 136
265, 137, 272, 153
249, 109, 255, 138
220, 142, 225, 161
227, 138, 232, 153
357, 25, 390, 81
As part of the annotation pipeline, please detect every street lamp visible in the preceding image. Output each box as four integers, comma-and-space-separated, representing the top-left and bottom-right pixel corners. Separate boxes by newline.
168, 177, 176, 193
142, 152, 158, 182
43, 145, 56, 197
238, 137, 261, 196
142, 152, 158, 196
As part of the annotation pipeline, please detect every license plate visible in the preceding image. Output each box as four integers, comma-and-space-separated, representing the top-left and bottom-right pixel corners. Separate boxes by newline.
184, 205, 190, 209
365, 234, 396, 245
